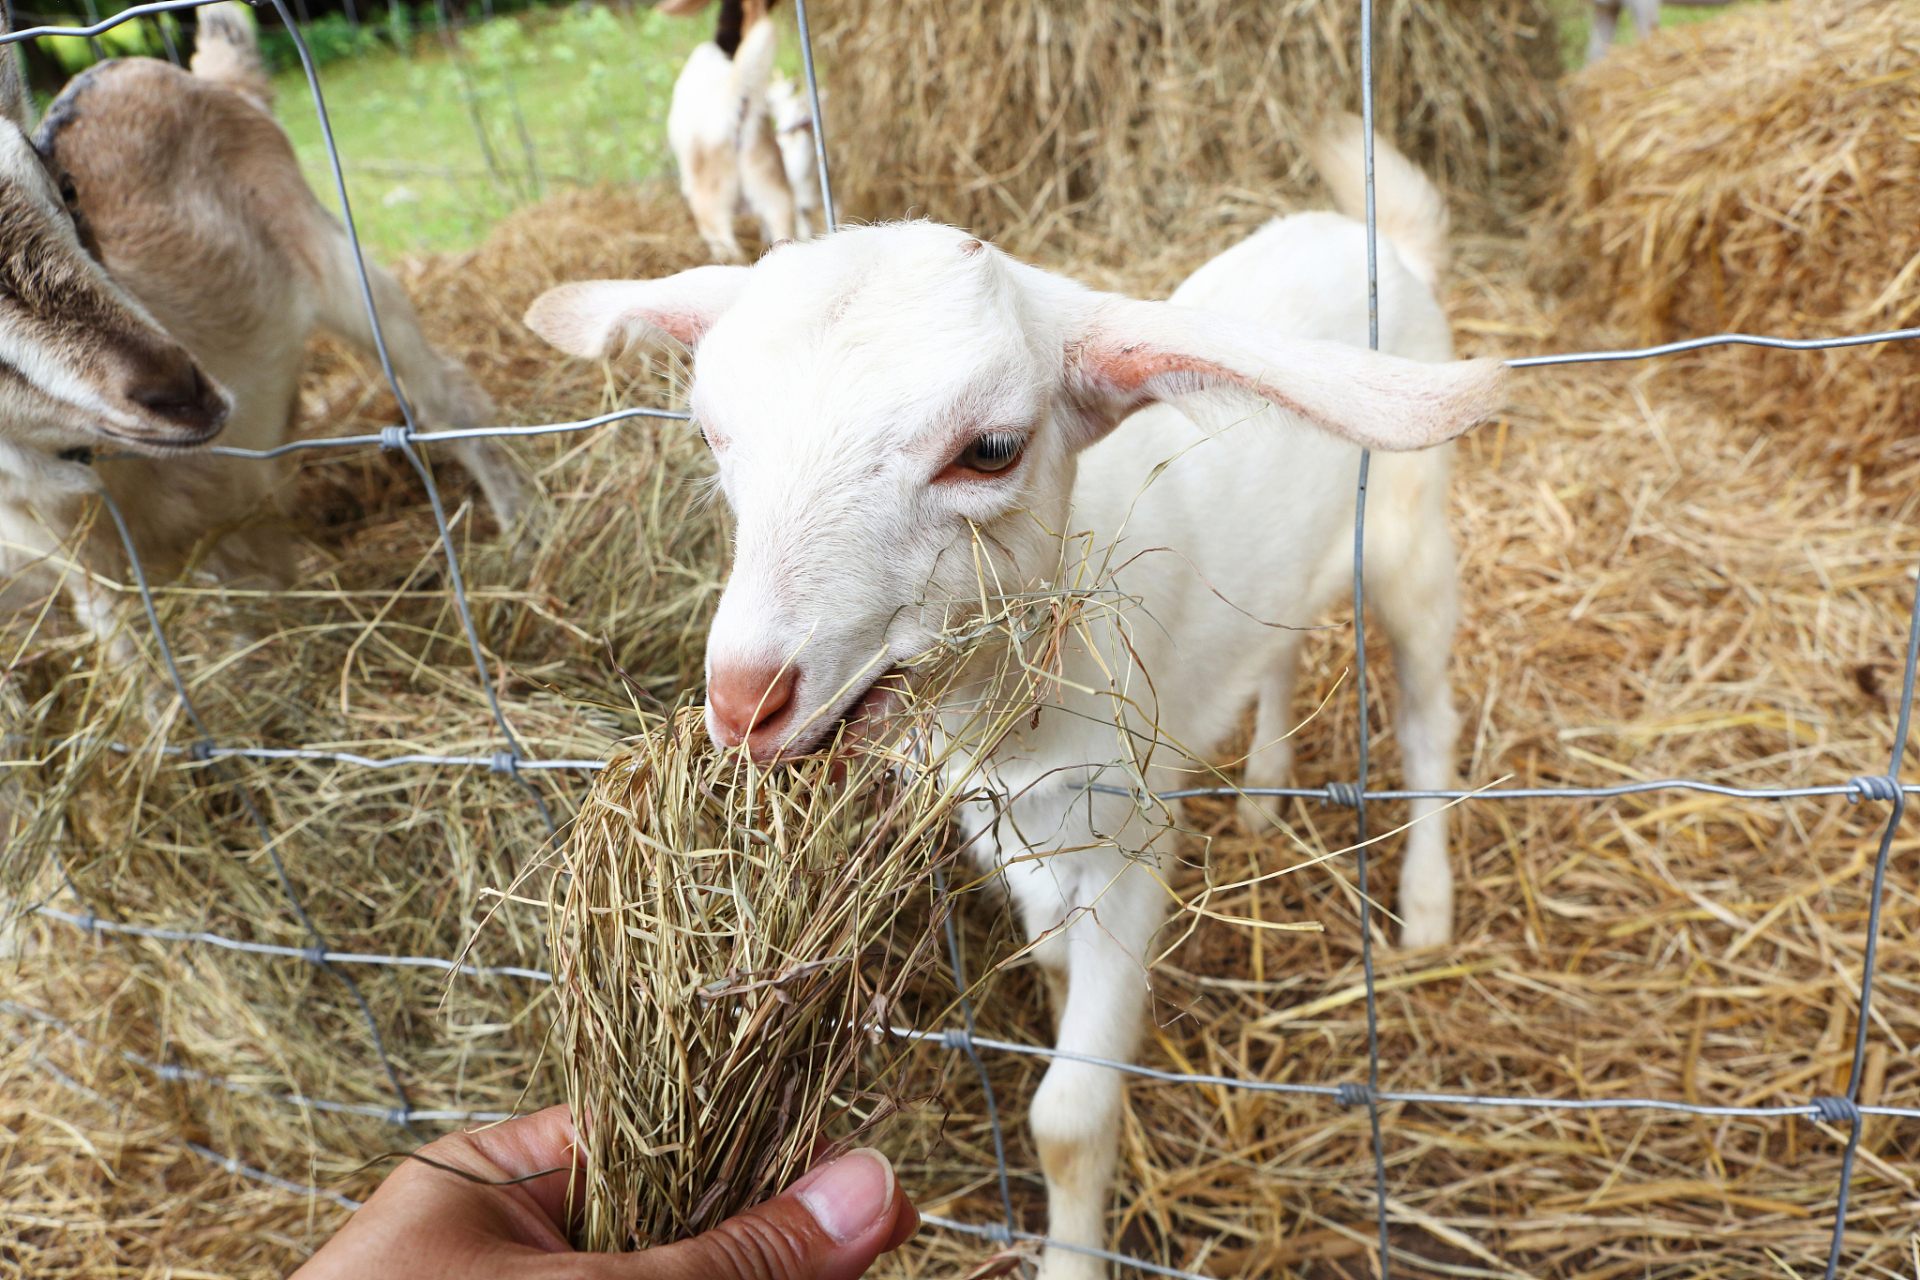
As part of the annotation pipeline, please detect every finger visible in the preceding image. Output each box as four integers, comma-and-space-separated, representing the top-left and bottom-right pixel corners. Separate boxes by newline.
455, 1104, 588, 1228
603, 1148, 912, 1280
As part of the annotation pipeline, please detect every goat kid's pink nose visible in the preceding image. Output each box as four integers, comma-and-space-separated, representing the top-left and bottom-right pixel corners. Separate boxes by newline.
708, 663, 797, 747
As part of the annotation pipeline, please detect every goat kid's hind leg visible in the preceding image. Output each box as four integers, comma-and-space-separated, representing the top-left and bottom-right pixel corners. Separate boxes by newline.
1362, 455, 1460, 949
312, 223, 530, 531
1005, 835, 1167, 1279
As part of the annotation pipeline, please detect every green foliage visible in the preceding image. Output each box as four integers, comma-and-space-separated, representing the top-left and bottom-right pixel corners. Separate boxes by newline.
39, 12, 179, 75
259, 13, 387, 75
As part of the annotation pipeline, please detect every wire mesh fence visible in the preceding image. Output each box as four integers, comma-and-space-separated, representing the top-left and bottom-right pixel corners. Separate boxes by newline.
0, 1, 1915, 1277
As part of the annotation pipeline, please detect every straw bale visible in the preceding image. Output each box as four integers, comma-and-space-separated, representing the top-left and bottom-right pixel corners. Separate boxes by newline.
811, 0, 1564, 267
1548, 0, 1920, 468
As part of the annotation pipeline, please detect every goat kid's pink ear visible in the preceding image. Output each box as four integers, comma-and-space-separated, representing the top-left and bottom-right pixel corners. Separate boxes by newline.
1062, 296, 1508, 453
523, 267, 749, 360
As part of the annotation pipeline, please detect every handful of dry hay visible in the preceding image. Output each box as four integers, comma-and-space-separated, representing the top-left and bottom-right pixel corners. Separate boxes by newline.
550, 706, 967, 1251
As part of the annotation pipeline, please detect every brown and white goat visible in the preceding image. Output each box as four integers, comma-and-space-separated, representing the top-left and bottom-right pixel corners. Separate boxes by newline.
663, 0, 797, 262
0, 2, 525, 646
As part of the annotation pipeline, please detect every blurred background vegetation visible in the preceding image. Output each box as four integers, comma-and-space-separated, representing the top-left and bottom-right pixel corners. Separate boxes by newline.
10, 0, 1764, 258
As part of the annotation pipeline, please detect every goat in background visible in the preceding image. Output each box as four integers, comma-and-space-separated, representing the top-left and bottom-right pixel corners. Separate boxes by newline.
662, 0, 797, 262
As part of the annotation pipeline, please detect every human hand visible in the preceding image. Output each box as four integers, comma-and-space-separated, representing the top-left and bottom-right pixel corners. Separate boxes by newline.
290, 1104, 919, 1280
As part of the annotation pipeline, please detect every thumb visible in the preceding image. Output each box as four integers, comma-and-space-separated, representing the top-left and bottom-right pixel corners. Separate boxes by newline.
618, 1149, 918, 1280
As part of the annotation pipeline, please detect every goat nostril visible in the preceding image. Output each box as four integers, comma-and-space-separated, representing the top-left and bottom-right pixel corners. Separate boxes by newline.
126, 352, 227, 435
708, 664, 798, 748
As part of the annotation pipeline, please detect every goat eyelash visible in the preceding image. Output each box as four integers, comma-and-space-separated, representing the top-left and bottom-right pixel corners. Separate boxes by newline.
949, 430, 1026, 477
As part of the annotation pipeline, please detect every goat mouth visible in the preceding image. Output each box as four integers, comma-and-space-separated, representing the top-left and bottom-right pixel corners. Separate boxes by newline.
774, 666, 909, 762
96, 425, 222, 453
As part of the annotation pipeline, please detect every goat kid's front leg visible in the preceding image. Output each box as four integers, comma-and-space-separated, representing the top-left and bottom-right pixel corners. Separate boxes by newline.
1006, 842, 1166, 1280
314, 231, 532, 532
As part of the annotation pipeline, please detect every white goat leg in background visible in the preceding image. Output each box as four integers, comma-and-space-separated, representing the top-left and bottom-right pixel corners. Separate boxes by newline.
767, 75, 820, 240
526, 119, 1503, 1278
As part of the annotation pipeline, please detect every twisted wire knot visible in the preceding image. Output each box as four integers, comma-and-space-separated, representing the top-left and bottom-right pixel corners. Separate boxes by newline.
982, 1222, 1015, 1247
489, 751, 519, 776
186, 740, 215, 764
385, 1108, 411, 1127
379, 426, 411, 451
1811, 1095, 1862, 1124
1848, 775, 1901, 803
302, 945, 329, 967
1334, 1082, 1375, 1107
942, 1027, 973, 1053
75, 911, 98, 934
1322, 781, 1364, 808
155, 1063, 186, 1082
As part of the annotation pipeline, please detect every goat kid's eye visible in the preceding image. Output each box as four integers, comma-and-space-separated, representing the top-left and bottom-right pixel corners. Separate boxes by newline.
946, 431, 1025, 479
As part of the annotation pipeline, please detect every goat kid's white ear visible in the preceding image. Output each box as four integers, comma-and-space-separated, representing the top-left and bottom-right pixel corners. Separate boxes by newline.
523, 267, 749, 359
1062, 296, 1508, 453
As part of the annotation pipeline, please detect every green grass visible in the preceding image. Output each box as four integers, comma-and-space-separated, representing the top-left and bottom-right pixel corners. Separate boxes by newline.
272, 5, 708, 258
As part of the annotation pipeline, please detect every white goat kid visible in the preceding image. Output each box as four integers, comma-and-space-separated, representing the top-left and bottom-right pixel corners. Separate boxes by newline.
766, 75, 820, 240
665, 0, 796, 262
527, 122, 1503, 1278
0, 3, 524, 646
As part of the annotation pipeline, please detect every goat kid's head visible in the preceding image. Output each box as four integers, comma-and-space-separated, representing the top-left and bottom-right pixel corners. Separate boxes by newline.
527, 224, 1505, 762
0, 44, 229, 474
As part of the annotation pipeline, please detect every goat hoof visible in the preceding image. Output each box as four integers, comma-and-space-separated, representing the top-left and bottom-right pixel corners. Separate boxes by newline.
1398, 910, 1452, 950
1036, 1249, 1109, 1280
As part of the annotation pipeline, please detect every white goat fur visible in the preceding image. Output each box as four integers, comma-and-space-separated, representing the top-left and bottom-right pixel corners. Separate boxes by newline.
667, 9, 796, 262
526, 122, 1503, 1276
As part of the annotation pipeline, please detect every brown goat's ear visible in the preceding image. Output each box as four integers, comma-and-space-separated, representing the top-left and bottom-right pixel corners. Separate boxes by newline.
524, 267, 749, 359
1062, 295, 1508, 454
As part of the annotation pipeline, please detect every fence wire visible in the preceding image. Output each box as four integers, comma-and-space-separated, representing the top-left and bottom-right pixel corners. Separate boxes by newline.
0, 1, 1913, 1278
